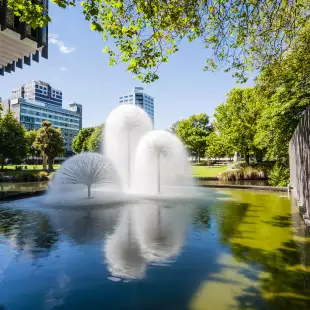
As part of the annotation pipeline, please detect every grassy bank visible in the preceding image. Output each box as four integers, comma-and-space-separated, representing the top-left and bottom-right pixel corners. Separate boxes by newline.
2, 164, 61, 170
192, 166, 228, 178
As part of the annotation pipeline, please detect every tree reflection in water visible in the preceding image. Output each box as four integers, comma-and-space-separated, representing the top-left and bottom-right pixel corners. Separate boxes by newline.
213, 191, 310, 310
0, 208, 59, 260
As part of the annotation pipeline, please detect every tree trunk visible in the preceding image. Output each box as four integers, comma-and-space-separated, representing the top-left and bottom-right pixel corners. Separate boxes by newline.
245, 151, 250, 165
1, 162, 3, 171
198, 149, 200, 163
42, 154, 47, 170
48, 156, 54, 172
255, 150, 263, 163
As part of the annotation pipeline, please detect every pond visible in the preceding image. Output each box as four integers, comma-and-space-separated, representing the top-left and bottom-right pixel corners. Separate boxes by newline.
0, 189, 309, 310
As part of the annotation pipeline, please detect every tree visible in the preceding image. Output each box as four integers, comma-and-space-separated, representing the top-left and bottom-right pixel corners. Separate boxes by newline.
205, 132, 233, 159
35, 121, 64, 172
214, 88, 262, 164
87, 123, 104, 153
72, 127, 95, 154
175, 113, 212, 162
25, 130, 40, 161
0, 112, 27, 170
255, 27, 310, 163
168, 121, 180, 134
9, 0, 310, 83
253, 27, 310, 185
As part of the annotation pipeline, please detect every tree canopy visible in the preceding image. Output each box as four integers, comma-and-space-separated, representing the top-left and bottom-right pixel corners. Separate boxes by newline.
25, 130, 40, 159
72, 127, 95, 154
35, 121, 64, 172
87, 123, 104, 153
9, 0, 310, 83
174, 113, 212, 161
0, 112, 27, 169
205, 132, 233, 159
213, 87, 262, 163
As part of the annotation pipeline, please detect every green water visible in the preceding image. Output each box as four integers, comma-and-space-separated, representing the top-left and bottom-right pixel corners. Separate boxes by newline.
0, 189, 309, 310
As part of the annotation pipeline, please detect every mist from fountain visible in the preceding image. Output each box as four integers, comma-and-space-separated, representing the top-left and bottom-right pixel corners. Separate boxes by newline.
104, 105, 153, 190
46, 152, 121, 206
132, 130, 195, 195
47, 104, 196, 205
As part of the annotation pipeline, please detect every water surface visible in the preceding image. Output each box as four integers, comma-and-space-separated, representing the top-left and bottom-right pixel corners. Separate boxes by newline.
0, 189, 309, 310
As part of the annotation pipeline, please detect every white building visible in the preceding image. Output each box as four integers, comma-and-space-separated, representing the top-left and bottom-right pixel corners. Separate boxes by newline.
11, 80, 63, 107
119, 87, 155, 124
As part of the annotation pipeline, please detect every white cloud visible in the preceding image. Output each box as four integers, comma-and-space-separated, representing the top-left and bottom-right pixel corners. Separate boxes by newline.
60, 67, 68, 72
48, 33, 76, 54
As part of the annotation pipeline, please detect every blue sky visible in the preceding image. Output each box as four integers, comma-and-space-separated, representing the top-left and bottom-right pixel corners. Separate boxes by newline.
0, 3, 254, 129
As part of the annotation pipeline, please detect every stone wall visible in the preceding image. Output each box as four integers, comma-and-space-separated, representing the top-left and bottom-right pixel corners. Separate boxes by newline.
289, 106, 310, 218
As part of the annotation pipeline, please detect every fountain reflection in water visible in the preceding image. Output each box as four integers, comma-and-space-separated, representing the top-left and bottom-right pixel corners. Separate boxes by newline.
103, 200, 191, 280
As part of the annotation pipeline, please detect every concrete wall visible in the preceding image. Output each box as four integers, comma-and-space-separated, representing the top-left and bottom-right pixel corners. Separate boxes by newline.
289, 106, 310, 218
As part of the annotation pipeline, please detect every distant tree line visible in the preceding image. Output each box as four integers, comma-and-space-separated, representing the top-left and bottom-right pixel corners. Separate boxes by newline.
0, 106, 64, 172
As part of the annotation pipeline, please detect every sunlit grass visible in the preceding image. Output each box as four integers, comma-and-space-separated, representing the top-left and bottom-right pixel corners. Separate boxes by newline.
191, 165, 228, 178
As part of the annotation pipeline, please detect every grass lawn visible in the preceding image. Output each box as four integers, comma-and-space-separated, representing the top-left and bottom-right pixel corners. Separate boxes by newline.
1, 165, 61, 177
2, 164, 61, 170
191, 165, 228, 178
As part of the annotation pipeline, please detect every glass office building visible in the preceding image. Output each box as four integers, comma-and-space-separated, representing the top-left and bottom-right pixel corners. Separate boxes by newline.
12, 80, 63, 107
119, 87, 155, 124
1, 95, 82, 156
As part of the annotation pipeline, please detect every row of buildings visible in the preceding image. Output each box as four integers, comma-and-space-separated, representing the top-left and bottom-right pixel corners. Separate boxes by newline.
0, 1, 155, 157
1, 81, 155, 156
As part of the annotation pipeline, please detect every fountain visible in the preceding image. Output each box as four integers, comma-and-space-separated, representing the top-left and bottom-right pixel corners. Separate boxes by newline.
104, 104, 153, 189
132, 130, 195, 195
41, 104, 198, 279
46, 152, 121, 205
47, 105, 195, 203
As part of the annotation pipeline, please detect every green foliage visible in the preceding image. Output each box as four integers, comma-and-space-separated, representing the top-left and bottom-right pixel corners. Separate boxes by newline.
174, 113, 212, 161
25, 130, 40, 158
35, 121, 64, 172
0, 112, 27, 169
214, 87, 262, 163
72, 127, 95, 154
87, 123, 104, 153
8, 0, 310, 83
205, 132, 233, 158
168, 121, 180, 134
255, 26, 310, 163
268, 162, 290, 187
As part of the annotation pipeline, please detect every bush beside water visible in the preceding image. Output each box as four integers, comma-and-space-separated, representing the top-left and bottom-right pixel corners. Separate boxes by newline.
218, 165, 269, 182
0, 171, 49, 183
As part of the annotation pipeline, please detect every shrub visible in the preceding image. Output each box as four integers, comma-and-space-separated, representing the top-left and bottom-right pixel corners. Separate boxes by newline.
15, 166, 22, 171
218, 169, 243, 181
218, 166, 267, 181
268, 163, 290, 187
36, 171, 49, 181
